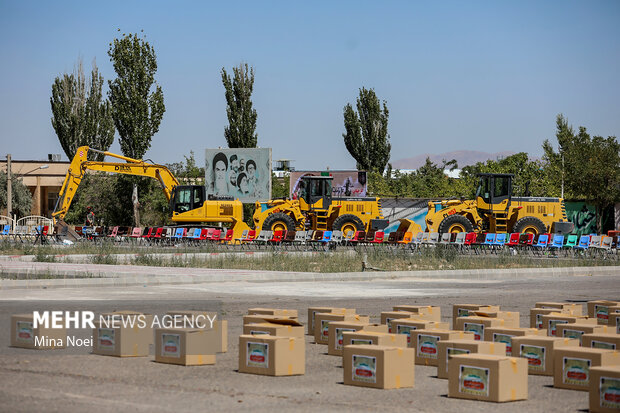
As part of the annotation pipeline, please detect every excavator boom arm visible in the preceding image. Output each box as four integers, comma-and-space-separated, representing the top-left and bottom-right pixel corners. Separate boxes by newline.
52, 146, 180, 223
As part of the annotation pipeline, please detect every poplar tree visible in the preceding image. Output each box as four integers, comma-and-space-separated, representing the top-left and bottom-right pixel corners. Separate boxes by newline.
221, 63, 258, 148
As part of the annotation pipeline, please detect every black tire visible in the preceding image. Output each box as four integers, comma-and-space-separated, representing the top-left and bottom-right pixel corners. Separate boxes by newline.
438, 215, 475, 234
513, 216, 546, 235
262, 212, 296, 232
332, 214, 364, 237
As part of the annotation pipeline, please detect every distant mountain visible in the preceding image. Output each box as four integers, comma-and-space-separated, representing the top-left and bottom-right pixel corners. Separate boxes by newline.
391, 150, 516, 170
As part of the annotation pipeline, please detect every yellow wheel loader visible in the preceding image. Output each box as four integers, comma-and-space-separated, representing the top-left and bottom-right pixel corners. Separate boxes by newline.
425, 173, 573, 235
52, 146, 251, 240
252, 175, 387, 237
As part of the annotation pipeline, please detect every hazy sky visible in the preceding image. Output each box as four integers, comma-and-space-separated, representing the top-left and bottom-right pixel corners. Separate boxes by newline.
1, 1, 619, 170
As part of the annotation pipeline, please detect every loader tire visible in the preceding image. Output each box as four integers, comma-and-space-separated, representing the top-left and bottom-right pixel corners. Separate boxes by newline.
438, 215, 474, 234
332, 214, 364, 237
513, 216, 546, 235
262, 212, 296, 232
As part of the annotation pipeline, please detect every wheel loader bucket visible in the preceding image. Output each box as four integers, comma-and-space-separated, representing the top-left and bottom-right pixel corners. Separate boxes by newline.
396, 218, 422, 234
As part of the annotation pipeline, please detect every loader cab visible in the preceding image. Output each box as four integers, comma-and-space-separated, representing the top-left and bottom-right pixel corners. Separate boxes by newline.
475, 173, 513, 212
298, 176, 332, 211
170, 185, 205, 213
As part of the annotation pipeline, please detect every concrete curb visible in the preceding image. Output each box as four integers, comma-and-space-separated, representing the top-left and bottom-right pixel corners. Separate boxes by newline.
0, 259, 617, 290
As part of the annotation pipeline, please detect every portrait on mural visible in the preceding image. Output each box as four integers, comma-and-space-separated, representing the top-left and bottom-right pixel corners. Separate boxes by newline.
289, 171, 367, 199
205, 148, 271, 202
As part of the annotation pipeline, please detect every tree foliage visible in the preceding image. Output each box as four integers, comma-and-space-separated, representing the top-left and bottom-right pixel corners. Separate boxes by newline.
50, 57, 115, 161
221, 63, 258, 148
108, 30, 165, 225
166, 151, 205, 181
0, 172, 33, 218
343, 87, 391, 173
543, 114, 620, 233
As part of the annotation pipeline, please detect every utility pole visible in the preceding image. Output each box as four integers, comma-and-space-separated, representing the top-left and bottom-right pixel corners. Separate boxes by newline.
6, 154, 11, 218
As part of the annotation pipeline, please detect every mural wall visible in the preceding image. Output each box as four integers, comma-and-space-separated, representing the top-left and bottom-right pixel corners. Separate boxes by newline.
204, 148, 271, 202
289, 171, 367, 199
564, 201, 597, 236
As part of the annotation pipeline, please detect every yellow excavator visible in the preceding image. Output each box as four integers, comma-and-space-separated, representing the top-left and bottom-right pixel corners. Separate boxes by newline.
52, 146, 251, 240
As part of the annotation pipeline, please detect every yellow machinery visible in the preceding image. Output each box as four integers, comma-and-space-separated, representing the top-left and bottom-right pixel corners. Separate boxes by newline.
52, 146, 251, 239
253, 176, 387, 236
425, 173, 574, 235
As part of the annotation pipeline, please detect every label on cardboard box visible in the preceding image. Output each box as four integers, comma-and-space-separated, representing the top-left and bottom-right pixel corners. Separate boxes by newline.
446, 348, 470, 373
562, 329, 585, 342
16, 321, 33, 343
351, 339, 373, 345
549, 319, 568, 336
247, 342, 269, 368
459, 365, 490, 397
98, 328, 115, 350
396, 324, 416, 343
617, 324, 620, 335
249, 330, 270, 335
335, 328, 357, 350
536, 313, 544, 329
162, 334, 180, 358
600, 376, 620, 409
492, 333, 514, 355
320, 320, 330, 341
563, 357, 591, 385
417, 334, 440, 359
352, 355, 376, 383
592, 340, 616, 350
520, 344, 545, 371
457, 308, 471, 317
386, 318, 395, 333
594, 305, 609, 324
463, 322, 484, 340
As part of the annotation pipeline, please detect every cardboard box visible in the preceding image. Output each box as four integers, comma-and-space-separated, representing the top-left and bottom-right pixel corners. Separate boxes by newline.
391, 319, 450, 345
154, 328, 217, 366
243, 322, 305, 338
535, 302, 583, 315
582, 333, 620, 350
392, 305, 441, 322
307, 307, 356, 335
448, 354, 528, 402
530, 308, 569, 329
610, 313, 620, 334
553, 347, 620, 391
314, 313, 369, 344
483, 327, 541, 356
10, 314, 66, 349
511, 335, 580, 375
589, 365, 620, 413
168, 311, 228, 353
341, 331, 407, 352
238, 335, 305, 376
452, 304, 500, 322
410, 329, 475, 365
381, 311, 417, 333
92, 312, 154, 357
541, 313, 596, 337
588, 301, 620, 325
327, 322, 388, 355
437, 339, 507, 379
243, 315, 297, 325
454, 316, 507, 341
470, 311, 520, 328
247, 308, 298, 318
556, 323, 609, 345
343, 345, 415, 389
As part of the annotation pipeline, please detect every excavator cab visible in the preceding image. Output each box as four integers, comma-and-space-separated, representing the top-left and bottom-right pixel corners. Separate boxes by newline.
297, 176, 333, 212
475, 173, 513, 213
170, 185, 205, 213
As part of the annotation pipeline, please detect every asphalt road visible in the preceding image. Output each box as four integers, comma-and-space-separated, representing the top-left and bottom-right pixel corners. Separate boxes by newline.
1, 273, 619, 412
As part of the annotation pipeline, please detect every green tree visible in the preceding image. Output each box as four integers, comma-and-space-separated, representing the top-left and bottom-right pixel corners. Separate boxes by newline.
108, 30, 165, 226
166, 151, 205, 181
0, 172, 33, 218
221, 63, 258, 148
50, 57, 115, 161
343, 87, 391, 173
543, 114, 620, 233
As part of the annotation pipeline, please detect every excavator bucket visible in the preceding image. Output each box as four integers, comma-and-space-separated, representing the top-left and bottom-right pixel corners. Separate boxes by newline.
396, 218, 422, 234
